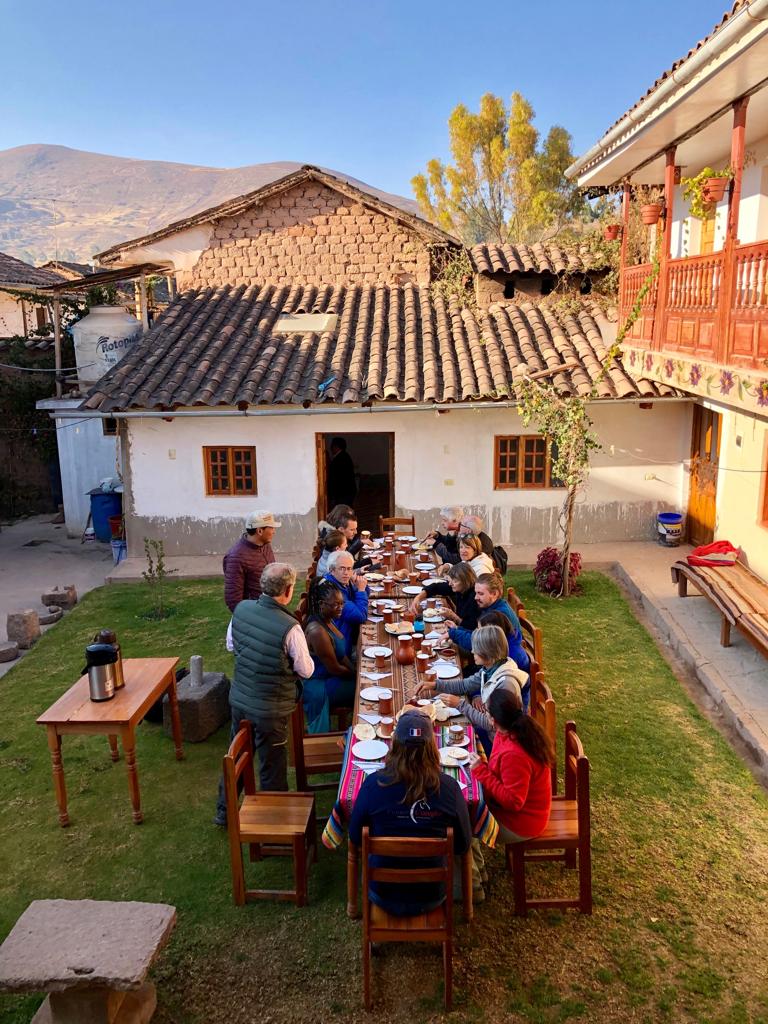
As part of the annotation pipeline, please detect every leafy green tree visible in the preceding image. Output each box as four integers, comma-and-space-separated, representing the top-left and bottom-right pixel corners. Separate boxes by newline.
412, 92, 586, 245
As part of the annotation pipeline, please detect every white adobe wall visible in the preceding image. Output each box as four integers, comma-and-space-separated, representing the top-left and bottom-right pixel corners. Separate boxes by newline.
0, 293, 27, 337
711, 403, 768, 579
670, 132, 768, 257
124, 402, 691, 556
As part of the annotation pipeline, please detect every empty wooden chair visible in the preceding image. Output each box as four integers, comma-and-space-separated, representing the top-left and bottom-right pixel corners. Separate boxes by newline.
506, 585, 526, 616
519, 610, 544, 669
288, 702, 345, 792
362, 827, 455, 1010
378, 515, 415, 536
223, 722, 317, 907
505, 721, 591, 916
529, 670, 557, 793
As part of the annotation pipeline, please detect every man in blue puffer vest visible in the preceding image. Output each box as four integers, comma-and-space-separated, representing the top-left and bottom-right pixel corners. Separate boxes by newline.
213, 563, 314, 827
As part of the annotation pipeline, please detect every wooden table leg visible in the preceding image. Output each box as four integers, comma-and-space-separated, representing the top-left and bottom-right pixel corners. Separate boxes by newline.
347, 841, 360, 919
122, 729, 143, 824
107, 735, 120, 762
721, 616, 732, 647
462, 850, 474, 923
46, 727, 69, 828
165, 672, 184, 761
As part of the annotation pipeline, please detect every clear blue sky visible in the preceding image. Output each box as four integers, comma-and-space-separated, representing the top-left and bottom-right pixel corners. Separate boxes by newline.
3, 0, 730, 197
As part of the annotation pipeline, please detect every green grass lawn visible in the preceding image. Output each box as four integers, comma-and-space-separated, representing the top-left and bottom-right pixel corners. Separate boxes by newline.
2, 573, 768, 1024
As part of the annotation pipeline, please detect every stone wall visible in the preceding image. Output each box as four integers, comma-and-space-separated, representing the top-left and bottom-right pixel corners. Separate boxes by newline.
180, 182, 432, 289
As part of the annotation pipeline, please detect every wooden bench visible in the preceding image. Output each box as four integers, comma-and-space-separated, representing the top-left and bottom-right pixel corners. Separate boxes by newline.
670, 559, 768, 657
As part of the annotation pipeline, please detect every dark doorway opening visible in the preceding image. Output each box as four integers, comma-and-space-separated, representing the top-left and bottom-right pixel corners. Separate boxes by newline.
316, 432, 394, 533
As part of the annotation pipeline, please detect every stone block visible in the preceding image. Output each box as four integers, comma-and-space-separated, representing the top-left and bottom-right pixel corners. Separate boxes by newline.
0, 641, 19, 663
37, 605, 63, 626
41, 586, 77, 610
7, 610, 40, 649
163, 672, 230, 743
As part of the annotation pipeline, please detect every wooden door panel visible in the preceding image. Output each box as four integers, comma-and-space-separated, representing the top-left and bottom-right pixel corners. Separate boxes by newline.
687, 406, 721, 546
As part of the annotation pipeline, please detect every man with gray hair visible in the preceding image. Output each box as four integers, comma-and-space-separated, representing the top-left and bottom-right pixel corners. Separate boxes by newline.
214, 562, 313, 826
428, 506, 464, 564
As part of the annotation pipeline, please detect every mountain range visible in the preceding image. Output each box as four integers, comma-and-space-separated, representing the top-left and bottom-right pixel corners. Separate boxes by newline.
0, 144, 420, 266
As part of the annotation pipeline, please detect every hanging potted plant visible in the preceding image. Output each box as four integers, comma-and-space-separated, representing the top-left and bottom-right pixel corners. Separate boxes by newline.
681, 166, 733, 220
603, 223, 621, 241
637, 185, 664, 226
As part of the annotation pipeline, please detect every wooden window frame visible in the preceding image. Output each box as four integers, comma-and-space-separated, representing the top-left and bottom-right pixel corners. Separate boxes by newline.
493, 434, 562, 490
203, 445, 257, 497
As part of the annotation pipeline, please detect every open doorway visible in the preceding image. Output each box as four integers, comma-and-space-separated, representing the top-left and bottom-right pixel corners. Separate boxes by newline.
316, 432, 394, 532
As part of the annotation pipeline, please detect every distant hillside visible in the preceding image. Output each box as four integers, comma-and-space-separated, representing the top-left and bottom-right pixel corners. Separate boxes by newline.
0, 144, 420, 265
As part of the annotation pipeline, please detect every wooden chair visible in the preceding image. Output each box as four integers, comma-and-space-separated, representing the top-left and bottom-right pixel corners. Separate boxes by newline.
288, 702, 345, 792
378, 515, 415, 536
529, 670, 557, 793
506, 585, 526, 616
362, 827, 455, 1011
223, 723, 317, 907
505, 721, 591, 916
519, 610, 544, 669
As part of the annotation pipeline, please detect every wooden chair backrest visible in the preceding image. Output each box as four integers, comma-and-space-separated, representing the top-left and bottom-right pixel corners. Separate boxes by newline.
519, 611, 544, 668
311, 541, 322, 563
563, 721, 590, 844
529, 670, 556, 793
362, 827, 454, 930
295, 595, 308, 627
288, 701, 306, 776
223, 722, 256, 823
506, 586, 525, 616
378, 516, 415, 536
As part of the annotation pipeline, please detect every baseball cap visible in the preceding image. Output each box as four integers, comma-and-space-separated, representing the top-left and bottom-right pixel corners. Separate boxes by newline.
245, 510, 282, 530
394, 710, 431, 746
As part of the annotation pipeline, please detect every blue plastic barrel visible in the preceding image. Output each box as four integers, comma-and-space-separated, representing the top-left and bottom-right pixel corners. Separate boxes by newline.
89, 490, 123, 543
657, 512, 683, 546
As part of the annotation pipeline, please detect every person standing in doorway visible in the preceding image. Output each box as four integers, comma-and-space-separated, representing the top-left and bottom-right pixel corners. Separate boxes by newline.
327, 437, 357, 510
223, 510, 280, 612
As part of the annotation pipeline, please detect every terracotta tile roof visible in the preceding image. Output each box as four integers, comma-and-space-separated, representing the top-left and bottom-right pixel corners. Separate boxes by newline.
95, 165, 458, 265
82, 283, 676, 412
0, 251, 67, 289
469, 243, 607, 276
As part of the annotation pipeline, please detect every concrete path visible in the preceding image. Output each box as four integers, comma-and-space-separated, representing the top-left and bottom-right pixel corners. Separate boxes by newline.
0, 515, 112, 679
510, 540, 768, 786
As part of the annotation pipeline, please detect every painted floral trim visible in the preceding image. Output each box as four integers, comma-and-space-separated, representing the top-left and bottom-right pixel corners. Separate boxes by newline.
624, 345, 768, 413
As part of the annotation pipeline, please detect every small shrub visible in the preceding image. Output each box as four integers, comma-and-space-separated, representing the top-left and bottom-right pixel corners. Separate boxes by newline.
534, 546, 583, 596
141, 537, 177, 619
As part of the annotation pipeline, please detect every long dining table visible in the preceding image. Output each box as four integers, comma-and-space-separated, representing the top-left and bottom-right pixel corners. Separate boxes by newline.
324, 533, 492, 919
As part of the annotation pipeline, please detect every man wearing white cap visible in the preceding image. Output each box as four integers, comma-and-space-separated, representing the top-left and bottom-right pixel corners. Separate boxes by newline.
223, 510, 280, 611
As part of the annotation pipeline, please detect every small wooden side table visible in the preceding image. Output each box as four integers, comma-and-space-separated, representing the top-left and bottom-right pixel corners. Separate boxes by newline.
37, 657, 182, 827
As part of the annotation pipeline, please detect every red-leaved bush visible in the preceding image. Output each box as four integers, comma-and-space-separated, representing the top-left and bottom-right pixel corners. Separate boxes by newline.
533, 546, 583, 595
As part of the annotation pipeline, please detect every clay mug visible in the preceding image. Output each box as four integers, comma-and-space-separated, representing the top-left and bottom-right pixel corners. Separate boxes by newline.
378, 693, 394, 715
375, 650, 390, 671
378, 716, 394, 738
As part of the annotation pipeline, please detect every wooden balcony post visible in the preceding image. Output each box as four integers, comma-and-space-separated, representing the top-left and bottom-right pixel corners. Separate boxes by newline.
651, 147, 676, 350
53, 297, 62, 398
719, 96, 749, 363
618, 181, 631, 320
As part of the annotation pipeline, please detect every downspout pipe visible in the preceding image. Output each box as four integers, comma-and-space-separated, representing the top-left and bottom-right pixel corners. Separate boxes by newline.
566, 0, 768, 181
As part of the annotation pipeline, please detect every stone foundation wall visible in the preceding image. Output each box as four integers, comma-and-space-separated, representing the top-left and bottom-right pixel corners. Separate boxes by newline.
179, 182, 432, 289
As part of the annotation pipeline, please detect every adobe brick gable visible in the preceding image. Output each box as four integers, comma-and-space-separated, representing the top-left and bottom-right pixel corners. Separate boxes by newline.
179, 181, 432, 289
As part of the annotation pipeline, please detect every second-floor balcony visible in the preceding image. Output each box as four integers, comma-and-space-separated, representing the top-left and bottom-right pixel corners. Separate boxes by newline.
619, 241, 768, 372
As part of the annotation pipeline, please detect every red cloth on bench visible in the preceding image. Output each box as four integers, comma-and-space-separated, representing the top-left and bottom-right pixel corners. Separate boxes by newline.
687, 541, 740, 567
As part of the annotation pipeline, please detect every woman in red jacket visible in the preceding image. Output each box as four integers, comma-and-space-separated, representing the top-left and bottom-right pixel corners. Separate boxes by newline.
469, 686, 553, 843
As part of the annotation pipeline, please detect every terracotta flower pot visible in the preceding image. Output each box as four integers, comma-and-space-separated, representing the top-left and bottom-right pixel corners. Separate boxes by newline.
603, 224, 621, 241
640, 203, 663, 226
702, 177, 729, 204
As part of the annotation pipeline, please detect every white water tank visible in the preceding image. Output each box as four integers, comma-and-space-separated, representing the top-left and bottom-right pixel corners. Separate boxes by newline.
71, 306, 141, 384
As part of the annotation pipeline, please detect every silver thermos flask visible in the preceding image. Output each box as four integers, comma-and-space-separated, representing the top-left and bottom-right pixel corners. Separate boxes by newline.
94, 629, 124, 689
84, 643, 118, 701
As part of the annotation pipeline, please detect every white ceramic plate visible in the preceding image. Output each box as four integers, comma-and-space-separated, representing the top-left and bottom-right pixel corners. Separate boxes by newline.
352, 738, 390, 760
366, 573, 384, 582
360, 685, 393, 702
423, 578, 443, 586
398, 535, 418, 541
423, 612, 444, 623
434, 664, 460, 679
439, 746, 470, 767
415, 562, 435, 570
363, 646, 392, 659
434, 703, 461, 721
444, 733, 470, 747
402, 585, 424, 595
